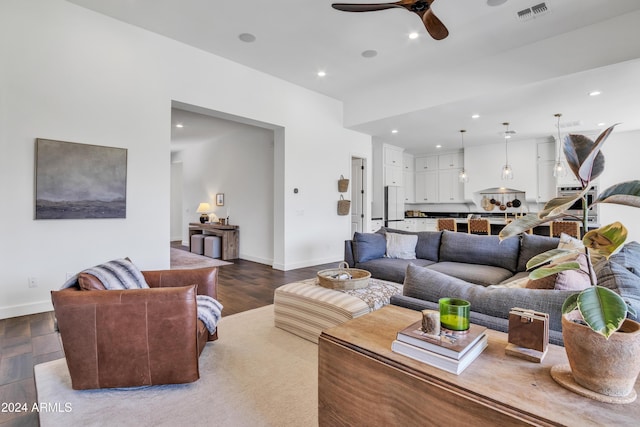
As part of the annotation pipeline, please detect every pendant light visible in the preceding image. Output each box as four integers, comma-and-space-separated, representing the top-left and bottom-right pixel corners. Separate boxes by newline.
500, 122, 513, 180
553, 113, 568, 178
458, 129, 469, 183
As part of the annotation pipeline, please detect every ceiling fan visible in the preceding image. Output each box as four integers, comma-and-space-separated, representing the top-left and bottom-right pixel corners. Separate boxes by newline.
331, 1, 449, 40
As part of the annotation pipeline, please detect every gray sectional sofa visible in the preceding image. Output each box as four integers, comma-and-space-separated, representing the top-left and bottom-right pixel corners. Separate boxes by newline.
344, 227, 640, 345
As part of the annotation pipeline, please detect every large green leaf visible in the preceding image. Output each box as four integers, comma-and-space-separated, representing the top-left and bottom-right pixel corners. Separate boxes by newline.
537, 188, 591, 220
583, 222, 627, 259
563, 133, 606, 184
576, 286, 627, 338
525, 248, 579, 271
577, 124, 617, 182
498, 215, 549, 240
594, 180, 640, 208
528, 261, 582, 280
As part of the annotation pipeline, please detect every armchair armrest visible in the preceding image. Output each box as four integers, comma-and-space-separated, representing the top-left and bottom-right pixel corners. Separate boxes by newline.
51, 285, 200, 390
142, 267, 218, 299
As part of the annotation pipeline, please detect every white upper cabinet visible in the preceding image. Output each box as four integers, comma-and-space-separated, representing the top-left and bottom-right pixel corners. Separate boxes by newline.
415, 156, 438, 171
403, 152, 414, 171
385, 166, 403, 187
384, 145, 404, 167
438, 169, 465, 202
438, 152, 463, 170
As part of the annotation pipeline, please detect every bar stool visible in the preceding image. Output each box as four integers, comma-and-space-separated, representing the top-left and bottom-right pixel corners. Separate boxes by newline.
436, 218, 457, 232
468, 218, 491, 235
550, 221, 580, 239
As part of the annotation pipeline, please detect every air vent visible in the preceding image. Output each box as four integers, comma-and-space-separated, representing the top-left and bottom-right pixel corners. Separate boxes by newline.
559, 120, 583, 129
517, 2, 550, 21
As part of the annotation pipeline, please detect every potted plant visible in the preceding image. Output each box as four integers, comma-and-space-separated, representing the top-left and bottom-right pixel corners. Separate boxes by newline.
500, 124, 640, 402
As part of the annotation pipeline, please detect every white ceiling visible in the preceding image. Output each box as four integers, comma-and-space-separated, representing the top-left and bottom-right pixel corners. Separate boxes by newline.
68, 0, 640, 155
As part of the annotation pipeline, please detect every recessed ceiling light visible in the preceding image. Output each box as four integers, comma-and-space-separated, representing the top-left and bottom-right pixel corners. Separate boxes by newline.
408, 32, 419, 40
391, 129, 398, 134
487, 0, 508, 6
175, 123, 184, 128
436, 144, 442, 149
597, 122, 606, 127
471, 114, 480, 119
589, 90, 602, 97
317, 70, 326, 77
238, 33, 256, 43
362, 50, 378, 58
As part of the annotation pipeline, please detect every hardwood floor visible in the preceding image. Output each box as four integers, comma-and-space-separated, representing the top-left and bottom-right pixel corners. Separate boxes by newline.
0, 247, 336, 426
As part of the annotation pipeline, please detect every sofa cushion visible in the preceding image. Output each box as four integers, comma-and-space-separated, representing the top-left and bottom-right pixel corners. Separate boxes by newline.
596, 260, 640, 322
380, 227, 441, 261
427, 262, 514, 287
356, 258, 435, 284
385, 232, 417, 259
610, 241, 640, 278
439, 231, 520, 272
403, 264, 575, 333
353, 232, 387, 263
516, 233, 559, 272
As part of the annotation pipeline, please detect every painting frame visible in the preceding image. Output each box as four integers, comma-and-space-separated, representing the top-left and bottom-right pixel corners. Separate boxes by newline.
35, 138, 128, 220
216, 193, 224, 206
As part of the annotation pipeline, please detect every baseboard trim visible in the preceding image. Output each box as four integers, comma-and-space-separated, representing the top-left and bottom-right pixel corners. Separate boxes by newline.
239, 253, 273, 266
0, 300, 54, 319
274, 256, 343, 271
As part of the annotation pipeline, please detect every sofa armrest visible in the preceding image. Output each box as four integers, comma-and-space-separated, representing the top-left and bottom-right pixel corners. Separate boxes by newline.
142, 267, 218, 299
344, 240, 355, 268
51, 285, 200, 390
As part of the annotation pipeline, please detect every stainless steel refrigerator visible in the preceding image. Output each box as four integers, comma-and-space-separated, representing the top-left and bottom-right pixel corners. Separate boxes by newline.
384, 186, 405, 228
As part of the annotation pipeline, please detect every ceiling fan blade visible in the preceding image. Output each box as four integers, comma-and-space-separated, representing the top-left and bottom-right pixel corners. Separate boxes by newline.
422, 9, 449, 40
331, 3, 403, 13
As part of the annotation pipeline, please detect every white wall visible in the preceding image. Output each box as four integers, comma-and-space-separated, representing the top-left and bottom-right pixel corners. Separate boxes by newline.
0, 0, 371, 318
170, 160, 183, 241
598, 130, 640, 244
177, 124, 275, 265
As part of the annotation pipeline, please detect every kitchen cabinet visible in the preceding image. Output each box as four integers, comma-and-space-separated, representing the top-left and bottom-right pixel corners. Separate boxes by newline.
402, 219, 417, 232
385, 166, 403, 187
370, 219, 384, 233
415, 155, 438, 171
415, 171, 438, 203
384, 145, 404, 168
537, 141, 557, 203
438, 169, 464, 202
403, 153, 415, 171
403, 153, 415, 202
438, 152, 463, 170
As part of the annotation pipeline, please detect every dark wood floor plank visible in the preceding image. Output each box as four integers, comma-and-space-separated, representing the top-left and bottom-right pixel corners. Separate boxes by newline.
0, 353, 33, 385
3, 319, 30, 339
0, 379, 37, 425
31, 335, 61, 358
0, 336, 32, 359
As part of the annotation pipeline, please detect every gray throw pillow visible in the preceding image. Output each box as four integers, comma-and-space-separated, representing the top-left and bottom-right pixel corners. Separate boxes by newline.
516, 233, 559, 272
378, 227, 441, 261
353, 232, 386, 263
610, 241, 640, 279
596, 260, 640, 321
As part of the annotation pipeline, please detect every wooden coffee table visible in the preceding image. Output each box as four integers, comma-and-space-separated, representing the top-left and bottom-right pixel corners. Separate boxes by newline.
318, 305, 640, 426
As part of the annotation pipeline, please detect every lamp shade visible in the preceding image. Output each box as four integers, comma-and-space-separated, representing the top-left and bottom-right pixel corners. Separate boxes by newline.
196, 203, 211, 213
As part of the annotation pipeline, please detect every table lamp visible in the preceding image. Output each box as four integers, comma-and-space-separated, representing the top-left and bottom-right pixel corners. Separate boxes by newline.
196, 202, 211, 223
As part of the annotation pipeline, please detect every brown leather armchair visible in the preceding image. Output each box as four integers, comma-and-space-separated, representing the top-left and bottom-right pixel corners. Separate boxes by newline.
51, 267, 219, 390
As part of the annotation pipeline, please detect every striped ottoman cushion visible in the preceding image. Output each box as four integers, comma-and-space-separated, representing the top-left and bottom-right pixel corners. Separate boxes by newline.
274, 278, 402, 343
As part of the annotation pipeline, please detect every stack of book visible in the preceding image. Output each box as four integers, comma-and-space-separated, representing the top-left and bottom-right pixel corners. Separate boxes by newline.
392, 321, 488, 375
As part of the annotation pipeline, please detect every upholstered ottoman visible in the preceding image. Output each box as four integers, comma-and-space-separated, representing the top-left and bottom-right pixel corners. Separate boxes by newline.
190, 234, 206, 255
274, 278, 402, 343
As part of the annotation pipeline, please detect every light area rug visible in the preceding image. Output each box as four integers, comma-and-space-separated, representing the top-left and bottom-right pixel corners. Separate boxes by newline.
34, 305, 318, 427
170, 247, 232, 269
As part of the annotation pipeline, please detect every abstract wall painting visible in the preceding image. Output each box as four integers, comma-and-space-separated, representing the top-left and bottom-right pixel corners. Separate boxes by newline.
35, 139, 127, 219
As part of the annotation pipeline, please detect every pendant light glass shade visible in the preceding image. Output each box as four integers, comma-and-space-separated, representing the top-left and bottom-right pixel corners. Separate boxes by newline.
501, 122, 513, 180
458, 129, 468, 183
553, 113, 568, 178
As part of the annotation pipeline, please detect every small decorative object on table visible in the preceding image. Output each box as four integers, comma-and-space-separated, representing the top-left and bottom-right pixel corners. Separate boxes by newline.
317, 261, 370, 290
421, 309, 440, 337
439, 298, 470, 333
505, 307, 549, 363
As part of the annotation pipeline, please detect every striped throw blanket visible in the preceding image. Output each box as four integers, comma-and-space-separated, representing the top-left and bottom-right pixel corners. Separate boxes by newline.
61, 259, 222, 334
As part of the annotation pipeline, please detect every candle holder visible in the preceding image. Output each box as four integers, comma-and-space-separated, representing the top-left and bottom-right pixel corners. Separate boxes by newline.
439, 298, 470, 333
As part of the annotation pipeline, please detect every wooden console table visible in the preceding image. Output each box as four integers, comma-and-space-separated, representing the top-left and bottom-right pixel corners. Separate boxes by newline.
318, 305, 640, 426
188, 223, 239, 260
